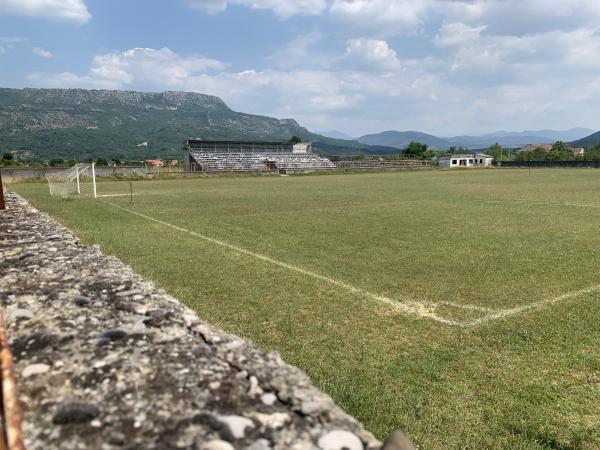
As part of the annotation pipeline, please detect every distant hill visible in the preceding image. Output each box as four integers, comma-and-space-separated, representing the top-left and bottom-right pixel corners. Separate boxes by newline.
357, 130, 451, 150
316, 130, 356, 140
448, 128, 596, 149
448, 135, 551, 149
0, 88, 396, 161
483, 128, 594, 141
570, 131, 600, 148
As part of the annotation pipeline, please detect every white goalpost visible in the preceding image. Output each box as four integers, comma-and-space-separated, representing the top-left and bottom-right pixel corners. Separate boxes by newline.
46, 163, 97, 199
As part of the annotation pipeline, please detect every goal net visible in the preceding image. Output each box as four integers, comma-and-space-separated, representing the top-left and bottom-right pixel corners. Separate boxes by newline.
46, 163, 97, 199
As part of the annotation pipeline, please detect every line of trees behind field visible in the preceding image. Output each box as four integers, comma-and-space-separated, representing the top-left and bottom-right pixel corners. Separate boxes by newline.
359, 140, 600, 162
511, 142, 600, 161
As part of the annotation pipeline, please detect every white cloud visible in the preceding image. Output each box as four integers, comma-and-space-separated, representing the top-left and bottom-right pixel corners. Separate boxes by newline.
30, 47, 227, 89
344, 38, 402, 70
0, 0, 90, 23
330, 0, 433, 36
435, 22, 487, 48
186, 0, 327, 18
438, 0, 600, 36
327, 0, 600, 39
0, 36, 27, 55
32, 46, 53, 58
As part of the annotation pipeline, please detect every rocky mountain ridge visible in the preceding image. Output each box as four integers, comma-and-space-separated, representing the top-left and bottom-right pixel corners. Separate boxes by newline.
0, 88, 395, 161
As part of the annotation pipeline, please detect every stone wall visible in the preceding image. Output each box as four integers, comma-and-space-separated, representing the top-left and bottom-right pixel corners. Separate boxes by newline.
0, 193, 410, 450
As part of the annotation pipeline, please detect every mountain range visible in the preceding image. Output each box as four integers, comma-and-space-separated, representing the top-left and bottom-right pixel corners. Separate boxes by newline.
0, 88, 397, 161
322, 128, 597, 150
357, 131, 451, 151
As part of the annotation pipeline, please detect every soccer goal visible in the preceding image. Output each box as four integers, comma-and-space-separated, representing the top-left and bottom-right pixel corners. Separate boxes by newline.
46, 163, 97, 199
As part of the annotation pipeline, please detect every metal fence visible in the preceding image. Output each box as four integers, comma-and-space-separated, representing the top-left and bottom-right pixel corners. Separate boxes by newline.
0, 166, 149, 180
496, 160, 600, 168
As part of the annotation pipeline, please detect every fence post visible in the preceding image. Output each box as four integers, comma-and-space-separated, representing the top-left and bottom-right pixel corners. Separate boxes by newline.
91, 162, 97, 199
0, 171, 5, 210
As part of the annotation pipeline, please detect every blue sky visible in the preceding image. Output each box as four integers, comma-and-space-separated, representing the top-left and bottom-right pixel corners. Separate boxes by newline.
1, 0, 599, 136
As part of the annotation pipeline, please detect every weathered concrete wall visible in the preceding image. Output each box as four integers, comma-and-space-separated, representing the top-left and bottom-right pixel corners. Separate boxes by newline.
0, 193, 399, 450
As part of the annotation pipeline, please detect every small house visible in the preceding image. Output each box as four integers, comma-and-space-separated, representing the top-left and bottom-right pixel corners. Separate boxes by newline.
434, 154, 494, 168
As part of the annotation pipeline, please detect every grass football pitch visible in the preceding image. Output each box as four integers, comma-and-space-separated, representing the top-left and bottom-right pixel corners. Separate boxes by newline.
13, 169, 600, 449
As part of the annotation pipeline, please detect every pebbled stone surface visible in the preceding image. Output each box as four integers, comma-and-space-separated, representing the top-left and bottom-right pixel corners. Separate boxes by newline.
0, 192, 383, 450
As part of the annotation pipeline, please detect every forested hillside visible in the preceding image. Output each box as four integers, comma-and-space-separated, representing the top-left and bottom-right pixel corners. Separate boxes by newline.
0, 88, 395, 161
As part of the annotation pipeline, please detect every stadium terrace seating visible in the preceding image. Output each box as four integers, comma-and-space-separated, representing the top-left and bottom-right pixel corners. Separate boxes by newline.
188, 150, 336, 173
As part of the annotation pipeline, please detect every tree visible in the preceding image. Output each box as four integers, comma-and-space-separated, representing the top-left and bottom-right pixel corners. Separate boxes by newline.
422, 149, 440, 160
49, 158, 65, 167
585, 145, 600, 160
446, 146, 466, 155
289, 135, 302, 144
514, 147, 547, 162
403, 141, 428, 158
486, 142, 504, 160
2, 152, 13, 161
546, 141, 572, 161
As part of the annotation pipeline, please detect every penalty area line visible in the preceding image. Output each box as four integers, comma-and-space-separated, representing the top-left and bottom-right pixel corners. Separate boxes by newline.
104, 201, 467, 326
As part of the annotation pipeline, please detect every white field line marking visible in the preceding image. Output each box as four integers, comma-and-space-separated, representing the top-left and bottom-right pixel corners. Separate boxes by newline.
104, 202, 599, 327
104, 201, 475, 325
98, 194, 137, 198
437, 301, 493, 312
484, 199, 600, 209
466, 284, 600, 327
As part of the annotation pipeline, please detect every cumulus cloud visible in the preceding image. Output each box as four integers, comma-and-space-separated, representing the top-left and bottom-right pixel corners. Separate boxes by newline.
29, 47, 227, 89
330, 0, 432, 36
344, 38, 402, 70
186, 0, 327, 18
0, 0, 91, 23
32, 46, 53, 58
439, 0, 600, 36
327, 0, 600, 39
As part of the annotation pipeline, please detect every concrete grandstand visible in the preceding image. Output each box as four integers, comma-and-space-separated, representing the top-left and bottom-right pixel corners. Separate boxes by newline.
183, 139, 336, 173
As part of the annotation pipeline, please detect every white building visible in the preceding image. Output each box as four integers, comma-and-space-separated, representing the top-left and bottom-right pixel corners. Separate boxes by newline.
434, 154, 494, 168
